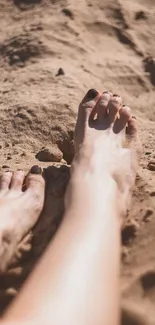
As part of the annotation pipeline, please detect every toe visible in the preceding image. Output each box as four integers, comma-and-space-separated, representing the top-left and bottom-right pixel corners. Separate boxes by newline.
79, 88, 101, 123
95, 91, 112, 121
0, 171, 12, 191
10, 170, 25, 190
107, 94, 122, 124
113, 105, 131, 133
126, 117, 138, 137
25, 165, 45, 203
74, 89, 101, 151
126, 117, 142, 157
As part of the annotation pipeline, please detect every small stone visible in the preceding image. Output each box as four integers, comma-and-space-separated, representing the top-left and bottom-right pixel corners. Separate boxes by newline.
36, 146, 63, 162
147, 161, 155, 171
6, 288, 17, 297
61, 158, 67, 164
135, 11, 147, 20
56, 68, 65, 76
19, 243, 32, 252
21, 152, 26, 157
8, 267, 23, 276
62, 8, 74, 19
2, 165, 10, 169
143, 209, 153, 222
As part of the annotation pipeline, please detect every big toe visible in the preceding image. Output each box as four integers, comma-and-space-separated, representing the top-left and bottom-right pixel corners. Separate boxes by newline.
74, 88, 101, 151
78, 88, 100, 123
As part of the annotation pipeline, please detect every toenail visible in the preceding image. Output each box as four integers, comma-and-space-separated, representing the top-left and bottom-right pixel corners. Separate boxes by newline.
30, 165, 42, 174
87, 89, 98, 100
132, 116, 137, 119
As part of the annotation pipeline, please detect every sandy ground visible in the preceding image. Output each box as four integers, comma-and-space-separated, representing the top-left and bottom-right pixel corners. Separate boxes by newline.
0, 0, 155, 324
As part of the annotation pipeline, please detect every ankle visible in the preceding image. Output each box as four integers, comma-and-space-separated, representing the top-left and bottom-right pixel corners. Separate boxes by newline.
72, 148, 103, 176
66, 160, 127, 223
67, 164, 116, 204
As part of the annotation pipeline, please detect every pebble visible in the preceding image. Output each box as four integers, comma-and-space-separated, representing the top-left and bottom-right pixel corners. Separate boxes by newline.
36, 146, 63, 162
147, 161, 155, 171
2, 165, 10, 169
8, 267, 23, 276
62, 8, 74, 19
56, 68, 65, 76
135, 11, 147, 20
143, 209, 153, 222
21, 152, 26, 157
5, 288, 17, 297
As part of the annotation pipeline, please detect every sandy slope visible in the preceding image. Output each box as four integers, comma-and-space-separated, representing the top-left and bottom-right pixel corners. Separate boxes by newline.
0, 0, 155, 323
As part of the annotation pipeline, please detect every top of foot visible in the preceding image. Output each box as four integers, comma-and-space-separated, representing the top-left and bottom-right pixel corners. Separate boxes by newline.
73, 88, 142, 214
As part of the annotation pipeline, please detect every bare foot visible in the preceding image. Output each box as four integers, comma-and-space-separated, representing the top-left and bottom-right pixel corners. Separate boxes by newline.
73, 89, 142, 217
0, 165, 45, 272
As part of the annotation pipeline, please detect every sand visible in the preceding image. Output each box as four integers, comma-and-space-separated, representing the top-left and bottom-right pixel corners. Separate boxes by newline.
0, 0, 155, 323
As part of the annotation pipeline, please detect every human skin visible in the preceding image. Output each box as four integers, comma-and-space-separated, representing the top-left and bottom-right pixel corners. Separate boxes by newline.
2, 89, 142, 325
0, 166, 45, 273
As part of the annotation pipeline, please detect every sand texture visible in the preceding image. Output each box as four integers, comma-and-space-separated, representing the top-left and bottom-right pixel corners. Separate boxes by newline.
0, 0, 155, 324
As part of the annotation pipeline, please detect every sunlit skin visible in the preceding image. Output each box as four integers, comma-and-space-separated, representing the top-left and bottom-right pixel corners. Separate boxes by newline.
2, 89, 141, 325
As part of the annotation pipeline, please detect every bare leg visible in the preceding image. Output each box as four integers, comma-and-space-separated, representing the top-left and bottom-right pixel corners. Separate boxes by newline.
0, 166, 45, 273
3, 90, 142, 325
